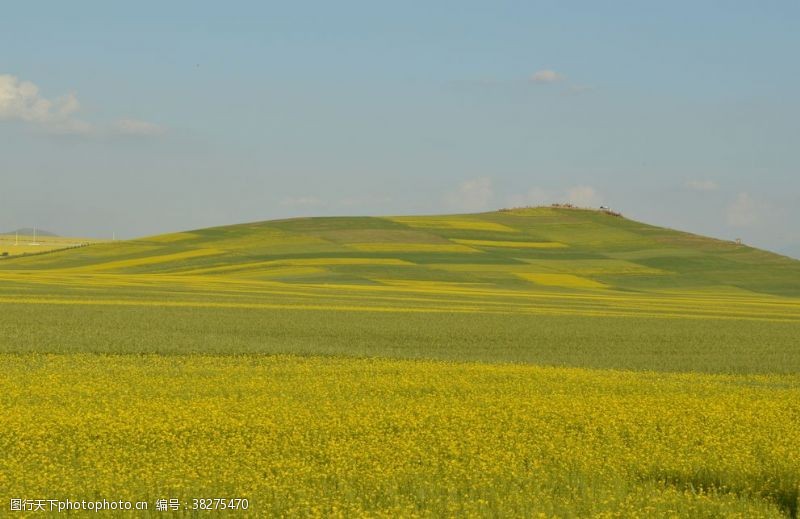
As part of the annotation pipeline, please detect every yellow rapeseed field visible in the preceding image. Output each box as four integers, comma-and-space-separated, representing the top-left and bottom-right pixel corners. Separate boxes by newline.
64, 249, 223, 272
516, 272, 609, 289
387, 217, 518, 233
1, 355, 798, 517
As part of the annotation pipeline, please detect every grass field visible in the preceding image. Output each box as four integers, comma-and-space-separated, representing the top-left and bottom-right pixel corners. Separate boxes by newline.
0, 234, 100, 258
1, 207, 799, 517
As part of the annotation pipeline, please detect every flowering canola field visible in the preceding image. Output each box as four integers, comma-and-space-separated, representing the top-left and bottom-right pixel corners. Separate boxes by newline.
1, 208, 800, 517
3, 355, 799, 518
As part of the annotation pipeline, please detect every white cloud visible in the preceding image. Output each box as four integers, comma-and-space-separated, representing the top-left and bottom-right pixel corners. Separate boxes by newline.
685, 180, 719, 192
444, 178, 494, 212
113, 119, 166, 137
530, 69, 565, 84
727, 192, 757, 228
0, 74, 86, 132
0, 73, 164, 137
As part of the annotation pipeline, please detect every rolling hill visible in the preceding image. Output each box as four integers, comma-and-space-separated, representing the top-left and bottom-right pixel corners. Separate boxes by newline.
1, 228, 59, 237
3, 206, 799, 296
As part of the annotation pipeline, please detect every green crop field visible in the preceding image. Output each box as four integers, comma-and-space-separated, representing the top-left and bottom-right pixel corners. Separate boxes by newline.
2, 207, 800, 517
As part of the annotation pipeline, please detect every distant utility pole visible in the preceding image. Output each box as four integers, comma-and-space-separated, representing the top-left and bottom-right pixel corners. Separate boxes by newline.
30, 226, 40, 246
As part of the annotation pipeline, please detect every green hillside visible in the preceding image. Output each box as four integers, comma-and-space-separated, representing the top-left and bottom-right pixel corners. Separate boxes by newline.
2, 207, 799, 372
4, 207, 799, 296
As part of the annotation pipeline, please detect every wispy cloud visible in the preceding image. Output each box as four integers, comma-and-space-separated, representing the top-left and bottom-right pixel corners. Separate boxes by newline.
530, 69, 594, 96
506, 187, 550, 207
566, 185, 603, 206
338, 194, 392, 208
443, 178, 494, 212
727, 192, 758, 228
507, 185, 604, 208
685, 180, 719, 192
530, 69, 565, 84
280, 196, 325, 208
452, 69, 590, 96
564, 84, 594, 95
0, 73, 164, 137
279, 194, 393, 211
113, 119, 166, 137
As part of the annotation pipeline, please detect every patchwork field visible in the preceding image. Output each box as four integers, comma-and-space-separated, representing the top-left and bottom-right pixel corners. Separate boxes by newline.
1, 207, 799, 517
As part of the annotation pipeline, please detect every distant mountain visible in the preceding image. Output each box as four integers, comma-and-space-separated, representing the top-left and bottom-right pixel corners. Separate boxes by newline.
1, 228, 59, 237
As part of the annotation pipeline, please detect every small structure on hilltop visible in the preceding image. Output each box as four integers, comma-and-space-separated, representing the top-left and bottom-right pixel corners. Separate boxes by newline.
498, 204, 623, 217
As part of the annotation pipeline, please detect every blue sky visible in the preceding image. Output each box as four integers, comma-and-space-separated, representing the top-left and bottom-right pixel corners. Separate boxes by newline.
1, 1, 798, 256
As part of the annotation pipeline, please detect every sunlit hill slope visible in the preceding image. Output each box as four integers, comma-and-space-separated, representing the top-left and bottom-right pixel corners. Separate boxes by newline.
3, 206, 798, 297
